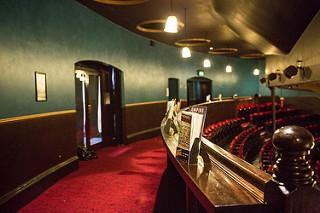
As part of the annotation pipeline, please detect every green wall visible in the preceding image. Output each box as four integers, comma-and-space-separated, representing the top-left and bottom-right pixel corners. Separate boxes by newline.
0, 0, 262, 119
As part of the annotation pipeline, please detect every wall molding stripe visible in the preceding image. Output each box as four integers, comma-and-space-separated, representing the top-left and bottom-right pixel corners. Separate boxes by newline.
0, 156, 78, 206
127, 126, 160, 139
125, 99, 187, 107
0, 110, 76, 124
125, 100, 167, 107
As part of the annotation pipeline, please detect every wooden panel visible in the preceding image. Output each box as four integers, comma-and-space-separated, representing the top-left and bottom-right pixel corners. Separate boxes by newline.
196, 97, 253, 127
124, 98, 251, 141
0, 157, 78, 212
0, 111, 77, 199
161, 130, 271, 212
125, 101, 167, 140
162, 132, 271, 212
285, 96, 320, 114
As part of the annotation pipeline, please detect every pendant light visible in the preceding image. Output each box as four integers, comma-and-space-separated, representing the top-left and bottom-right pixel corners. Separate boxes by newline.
226, 65, 232, 73
164, 0, 178, 33
203, 59, 211, 68
253, 59, 261, 76
253, 68, 260, 75
181, 8, 191, 58
182, 47, 191, 58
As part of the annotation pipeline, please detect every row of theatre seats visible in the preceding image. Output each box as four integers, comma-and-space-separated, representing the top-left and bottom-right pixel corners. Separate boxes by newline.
202, 102, 320, 183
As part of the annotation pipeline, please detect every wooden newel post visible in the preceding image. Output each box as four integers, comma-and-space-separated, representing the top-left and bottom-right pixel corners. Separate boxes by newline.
272, 125, 315, 190
267, 125, 320, 213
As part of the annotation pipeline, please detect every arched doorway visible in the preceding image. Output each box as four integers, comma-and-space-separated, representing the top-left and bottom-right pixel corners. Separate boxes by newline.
187, 76, 212, 106
74, 60, 125, 150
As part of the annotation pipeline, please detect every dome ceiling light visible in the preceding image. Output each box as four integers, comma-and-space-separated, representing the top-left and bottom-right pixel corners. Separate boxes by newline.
253, 68, 260, 76
226, 65, 232, 73
164, 16, 178, 33
182, 47, 191, 58
181, 8, 191, 58
164, 0, 178, 33
203, 59, 211, 68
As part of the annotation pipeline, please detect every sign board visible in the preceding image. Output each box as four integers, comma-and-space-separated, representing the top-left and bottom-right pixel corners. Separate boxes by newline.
176, 106, 207, 164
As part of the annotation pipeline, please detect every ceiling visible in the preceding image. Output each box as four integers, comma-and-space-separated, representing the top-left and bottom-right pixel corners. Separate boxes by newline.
77, 0, 320, 57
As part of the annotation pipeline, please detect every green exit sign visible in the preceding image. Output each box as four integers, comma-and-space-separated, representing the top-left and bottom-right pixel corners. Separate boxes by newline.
197, 69, 204, 76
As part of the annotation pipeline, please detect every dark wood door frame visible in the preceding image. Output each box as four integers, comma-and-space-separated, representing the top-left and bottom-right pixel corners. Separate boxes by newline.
75, 60, 125, 146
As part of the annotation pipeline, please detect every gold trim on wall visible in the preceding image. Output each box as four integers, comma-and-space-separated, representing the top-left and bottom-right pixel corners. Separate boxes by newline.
125, 99, 187, 107
0, 110, 76, 124
136, 19, 184, 33
125, 100, 167, 107
174, 38, 211, 47
94, 0, 149, 5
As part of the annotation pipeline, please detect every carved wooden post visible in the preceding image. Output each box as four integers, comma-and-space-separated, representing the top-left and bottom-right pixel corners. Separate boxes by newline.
272, 125, 315, 191
265, 125, 320, 212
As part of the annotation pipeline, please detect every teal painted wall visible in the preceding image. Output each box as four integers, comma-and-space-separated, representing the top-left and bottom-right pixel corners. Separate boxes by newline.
0, 0, 262, 119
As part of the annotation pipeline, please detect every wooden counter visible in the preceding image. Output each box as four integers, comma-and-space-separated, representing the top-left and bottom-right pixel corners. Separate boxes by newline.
161, 124, 273, 213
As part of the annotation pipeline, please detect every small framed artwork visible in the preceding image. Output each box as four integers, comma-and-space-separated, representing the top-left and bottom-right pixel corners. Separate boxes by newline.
35, 72, 47, 102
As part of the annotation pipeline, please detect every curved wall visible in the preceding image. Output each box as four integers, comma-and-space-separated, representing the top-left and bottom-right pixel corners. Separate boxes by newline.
0, 0, 263, 119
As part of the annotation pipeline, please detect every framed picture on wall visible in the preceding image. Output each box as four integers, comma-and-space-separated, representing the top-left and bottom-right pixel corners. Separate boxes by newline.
35, 72, 47, 102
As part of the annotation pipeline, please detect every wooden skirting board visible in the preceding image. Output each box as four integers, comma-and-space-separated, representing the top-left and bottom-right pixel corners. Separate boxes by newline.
126, 127, 161, 143
0, 109, 78, 211
0, 156, 78, 211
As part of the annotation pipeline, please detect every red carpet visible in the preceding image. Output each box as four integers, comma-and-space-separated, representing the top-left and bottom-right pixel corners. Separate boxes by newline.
19, 137, 166, 213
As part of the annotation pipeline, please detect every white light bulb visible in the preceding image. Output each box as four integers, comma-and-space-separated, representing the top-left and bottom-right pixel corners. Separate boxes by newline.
182, 47, 191, 58
226, 65, 232, 73
164, 16, 178, 33
203, 59, 211, 68
253, 68, 260, 75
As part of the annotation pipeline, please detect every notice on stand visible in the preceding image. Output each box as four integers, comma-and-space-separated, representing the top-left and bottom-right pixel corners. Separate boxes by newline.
163, 99, 180, 135
176, 106, 207, 164
176, 111, 192, 160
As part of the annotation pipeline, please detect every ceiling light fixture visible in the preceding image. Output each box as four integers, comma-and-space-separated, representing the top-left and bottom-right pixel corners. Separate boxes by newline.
226, 65, 232, 73
253, 68, 260, 76
203, 59, 211, 68
164, 0, 178, 33
182, 47, 191, 58
181, 8, 191, 58
296, 59, 304, 69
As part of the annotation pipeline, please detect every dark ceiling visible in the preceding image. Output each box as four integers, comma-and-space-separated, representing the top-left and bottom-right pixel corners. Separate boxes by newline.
77, 0, 320, 57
